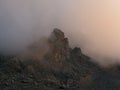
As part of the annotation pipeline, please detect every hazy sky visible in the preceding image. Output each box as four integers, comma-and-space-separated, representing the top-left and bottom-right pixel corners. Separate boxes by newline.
0, 0, 120, 65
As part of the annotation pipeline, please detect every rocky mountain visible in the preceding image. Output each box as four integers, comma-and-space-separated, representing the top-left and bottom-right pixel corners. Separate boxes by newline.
0, 28, 120, 90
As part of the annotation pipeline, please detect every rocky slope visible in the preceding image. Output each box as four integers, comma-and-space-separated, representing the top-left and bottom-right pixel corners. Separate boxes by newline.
0, 28, 120, 90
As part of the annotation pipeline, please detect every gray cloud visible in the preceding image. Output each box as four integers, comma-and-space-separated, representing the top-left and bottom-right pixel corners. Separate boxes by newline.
0, 0, 120, 66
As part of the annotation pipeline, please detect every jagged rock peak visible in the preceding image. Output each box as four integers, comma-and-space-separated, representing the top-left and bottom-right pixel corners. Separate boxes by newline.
53, 28, 65, 39
45, 28, 71, 65
49, 28, 69, 48
49, 28, 65, 42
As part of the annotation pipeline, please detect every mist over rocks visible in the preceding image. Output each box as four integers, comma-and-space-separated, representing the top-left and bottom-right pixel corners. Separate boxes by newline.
0, 29, 98, 89
20, 28, 71, 70
0, 29, 120, 89
0, 0, 120, 89
1, 0, 120, 65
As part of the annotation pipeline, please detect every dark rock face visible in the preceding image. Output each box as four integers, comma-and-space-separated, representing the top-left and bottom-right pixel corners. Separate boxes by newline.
46, 28, 71, 67
0, 29, 120, 90
49, 28, 65, 42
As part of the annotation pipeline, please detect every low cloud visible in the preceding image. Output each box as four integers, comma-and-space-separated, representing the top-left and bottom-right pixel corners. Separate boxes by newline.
0, 0, 120, 66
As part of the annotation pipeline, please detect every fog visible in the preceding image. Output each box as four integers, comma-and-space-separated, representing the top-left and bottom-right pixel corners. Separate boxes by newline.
0, 0, 120, 65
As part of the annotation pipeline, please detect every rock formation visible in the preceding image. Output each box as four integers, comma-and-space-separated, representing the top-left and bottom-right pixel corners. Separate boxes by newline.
0, 29, 120, 90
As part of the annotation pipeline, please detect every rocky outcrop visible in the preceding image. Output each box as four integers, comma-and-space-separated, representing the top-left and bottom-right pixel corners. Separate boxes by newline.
0, 28, 120, 90
46, 28, 71, 65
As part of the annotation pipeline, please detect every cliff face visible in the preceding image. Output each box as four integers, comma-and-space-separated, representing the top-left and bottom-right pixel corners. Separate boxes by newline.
0, 29, 120, 90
